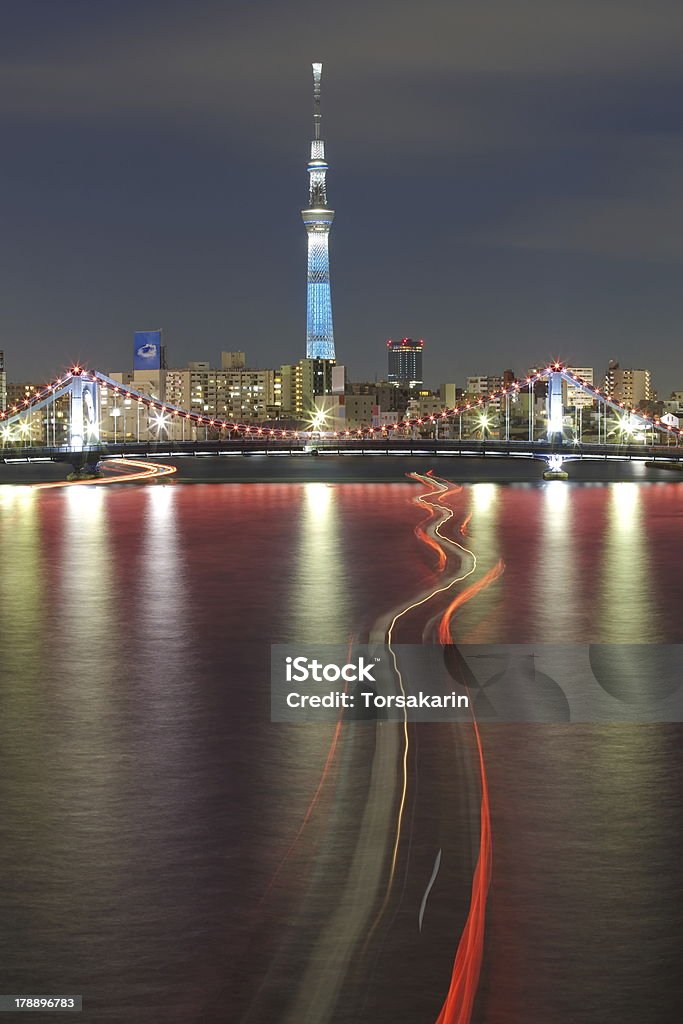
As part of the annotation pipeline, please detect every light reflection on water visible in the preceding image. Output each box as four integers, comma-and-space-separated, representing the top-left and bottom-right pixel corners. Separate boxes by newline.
0, 480, 681, 1024
290, 483, 352, 642
598, 482, 658, 642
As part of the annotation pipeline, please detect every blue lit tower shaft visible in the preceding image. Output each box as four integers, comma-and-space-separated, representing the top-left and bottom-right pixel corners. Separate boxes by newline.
302, 63, 335, 361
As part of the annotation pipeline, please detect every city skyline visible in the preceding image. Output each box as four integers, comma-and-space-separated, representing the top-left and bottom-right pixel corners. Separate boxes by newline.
0, 335, 671, 401
3, 1, 683, 387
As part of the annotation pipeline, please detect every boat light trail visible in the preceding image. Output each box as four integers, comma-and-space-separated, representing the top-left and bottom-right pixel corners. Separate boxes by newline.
432, 489, 502, 1023
419, 848, 443, 933
368, 473, 478, 941
380, 470, 503, 1024
436, 561, 505, 646
411, 475, 463, 574
433, 692, 492, 1024
260, 637, 355, 903
385, 475, 475, 896
33, 458, 176, 489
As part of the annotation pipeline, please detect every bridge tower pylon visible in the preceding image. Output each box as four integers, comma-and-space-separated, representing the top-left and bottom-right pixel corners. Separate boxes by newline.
67, 371, 99, 453
69, 374, 84, 452
547, 370, 564, 442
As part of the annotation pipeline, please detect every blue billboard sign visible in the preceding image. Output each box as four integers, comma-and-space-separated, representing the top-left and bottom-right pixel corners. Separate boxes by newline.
134, 330, 162, 371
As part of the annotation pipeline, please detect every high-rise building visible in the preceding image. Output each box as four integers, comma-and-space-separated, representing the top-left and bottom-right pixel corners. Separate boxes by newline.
171, 364, 279, 421
0, 351, 6, 413
605, 361, 652, 407
340, 394, 377, 429
465, 375, 503, 411
6, 381, 40, 410
302, 63, 335, 361
351, 380, 411, 415
466, 375, 503, 397
440, 383, 460, 408
407, 391, 448, 418
565, 366, 594, 408
107, 355, 282, 434
221, 351, 246, 370
280, 358, 335, 419
387, 339, 424, 387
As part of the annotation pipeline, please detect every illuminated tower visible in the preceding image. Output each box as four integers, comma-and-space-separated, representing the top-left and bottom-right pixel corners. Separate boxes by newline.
302, 62, 335, 360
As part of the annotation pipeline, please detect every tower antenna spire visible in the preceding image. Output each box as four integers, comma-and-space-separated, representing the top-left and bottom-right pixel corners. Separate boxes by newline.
312, 62, 322, 141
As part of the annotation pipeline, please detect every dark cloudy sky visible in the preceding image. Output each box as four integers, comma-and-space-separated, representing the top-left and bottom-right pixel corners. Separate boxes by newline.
3, 0, 683, 391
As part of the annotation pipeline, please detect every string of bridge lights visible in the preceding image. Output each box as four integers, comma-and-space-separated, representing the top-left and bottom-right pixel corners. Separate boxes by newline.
0, 362, 681, 440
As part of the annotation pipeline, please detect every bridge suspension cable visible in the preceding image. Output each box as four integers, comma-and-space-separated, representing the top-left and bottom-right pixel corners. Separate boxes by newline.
1, 362, 681, 448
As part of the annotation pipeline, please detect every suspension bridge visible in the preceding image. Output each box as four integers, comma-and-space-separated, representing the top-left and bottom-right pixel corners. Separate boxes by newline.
1, 362, 681, 473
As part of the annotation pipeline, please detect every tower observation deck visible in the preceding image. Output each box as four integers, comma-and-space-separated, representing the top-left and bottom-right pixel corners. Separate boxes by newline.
302, 62, 335, 361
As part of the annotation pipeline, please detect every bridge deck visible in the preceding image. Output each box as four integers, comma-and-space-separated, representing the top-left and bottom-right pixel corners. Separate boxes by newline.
2, 438, 683, 464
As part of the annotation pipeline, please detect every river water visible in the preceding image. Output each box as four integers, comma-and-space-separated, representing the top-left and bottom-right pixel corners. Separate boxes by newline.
0, 476, 681, 1023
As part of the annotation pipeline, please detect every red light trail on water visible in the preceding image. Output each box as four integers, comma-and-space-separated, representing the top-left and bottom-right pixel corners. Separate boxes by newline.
363, 473, 474, 951
436, 561, 505, 647
427, 475, 502, 1024
260, 710, 345, 902
383, 474, 475, 890
413, 479, 451, 572
386, 472, 502, 1024
260, 638, 355, 904
32, 459, 177, 489
433, 707, 492, 1024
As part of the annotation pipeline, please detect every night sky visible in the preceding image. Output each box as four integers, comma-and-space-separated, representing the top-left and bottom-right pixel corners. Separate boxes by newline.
3, 0, 683, 391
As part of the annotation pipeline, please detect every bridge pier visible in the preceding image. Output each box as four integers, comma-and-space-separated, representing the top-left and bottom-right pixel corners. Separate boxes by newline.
66, 451, 102, 479
543, 453, 568, 480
